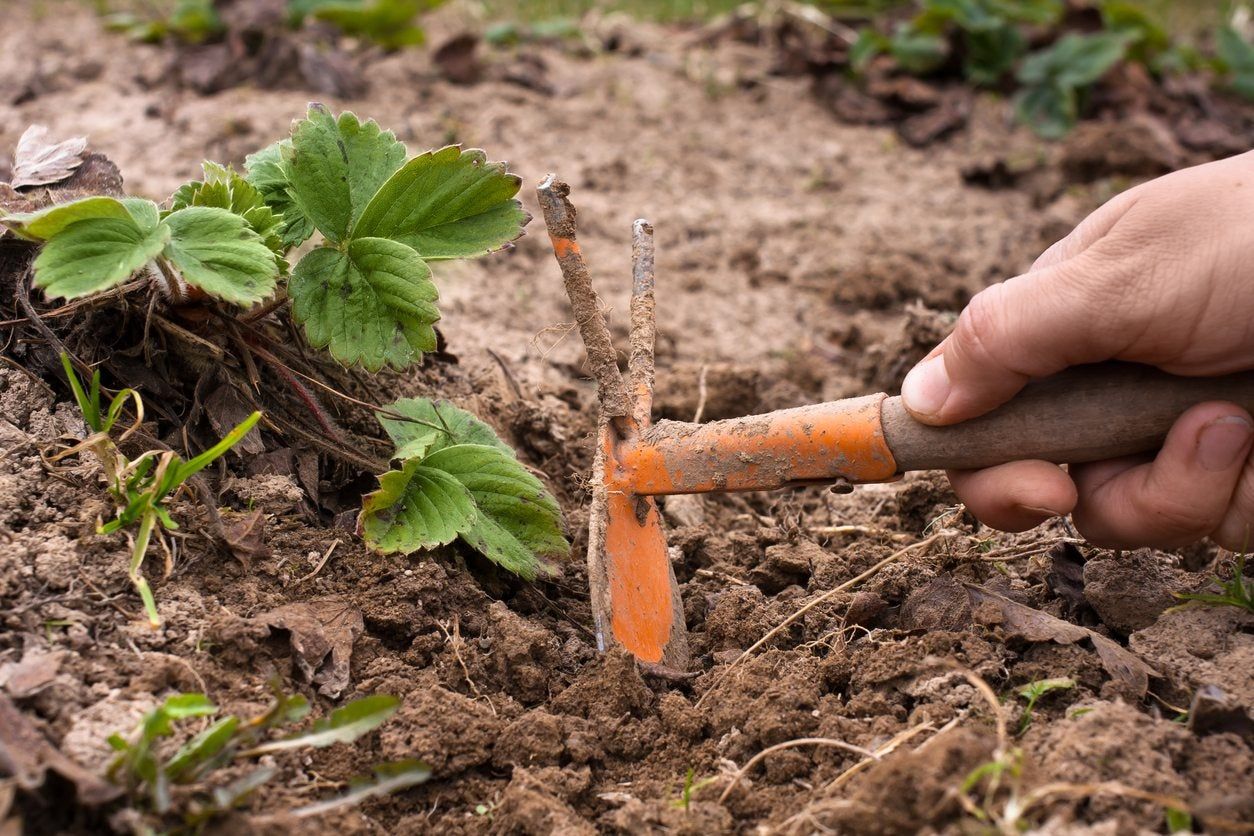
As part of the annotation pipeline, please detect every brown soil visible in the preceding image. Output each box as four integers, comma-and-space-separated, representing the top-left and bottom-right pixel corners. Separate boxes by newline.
2, 2, 1253, 834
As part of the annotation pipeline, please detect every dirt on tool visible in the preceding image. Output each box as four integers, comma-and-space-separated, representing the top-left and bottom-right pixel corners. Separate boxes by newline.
2, 1, 1253, 834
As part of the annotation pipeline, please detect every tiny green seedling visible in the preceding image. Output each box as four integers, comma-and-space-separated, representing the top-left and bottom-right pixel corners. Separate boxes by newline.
55, 353, 259, 627
670, 767, 717, 811
1173, 552, 1254, 614
106, 687, 426, 831
1015, 677, 1075, 734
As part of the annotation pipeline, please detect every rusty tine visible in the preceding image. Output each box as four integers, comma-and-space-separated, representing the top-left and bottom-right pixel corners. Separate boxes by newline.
628, 219, 657, 429
536, 174, 634, 437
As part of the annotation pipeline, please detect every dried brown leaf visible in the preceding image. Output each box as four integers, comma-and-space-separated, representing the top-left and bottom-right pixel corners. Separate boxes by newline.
0, 693, 121, 804
205, 385, 264, 456
258, 600, 363, 699
0, 648, 65, 698
224, 509, 269, 569
965, 584, 1158, 697
10, 126, 87, 189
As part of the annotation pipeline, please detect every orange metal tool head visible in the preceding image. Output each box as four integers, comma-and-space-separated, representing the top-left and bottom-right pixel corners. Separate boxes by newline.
538, 174, 897, 669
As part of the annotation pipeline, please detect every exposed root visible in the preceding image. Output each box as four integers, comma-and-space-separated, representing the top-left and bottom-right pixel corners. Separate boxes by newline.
718, 737, 881, 804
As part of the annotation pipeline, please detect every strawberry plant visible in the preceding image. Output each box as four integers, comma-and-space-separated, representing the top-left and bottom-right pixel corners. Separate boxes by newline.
107, 0, 445, 51
0, 108, 566, 620
1014, 30, 1134, 138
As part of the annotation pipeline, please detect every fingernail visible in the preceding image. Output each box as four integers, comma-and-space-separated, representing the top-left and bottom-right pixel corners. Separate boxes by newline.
1197, 416, 1254, 472
901, 354, 951, 418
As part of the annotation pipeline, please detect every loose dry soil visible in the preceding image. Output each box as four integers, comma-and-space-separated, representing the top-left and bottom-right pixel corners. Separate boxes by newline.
1, 2, 1252, 834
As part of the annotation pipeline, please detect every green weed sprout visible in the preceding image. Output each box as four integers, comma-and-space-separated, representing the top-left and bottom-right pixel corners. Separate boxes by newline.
670, 767, 717, 811
106, 688, 427, 830
1174, 551, 1254, 614
1015, 677, 1075, 734
56, 353, 260, 628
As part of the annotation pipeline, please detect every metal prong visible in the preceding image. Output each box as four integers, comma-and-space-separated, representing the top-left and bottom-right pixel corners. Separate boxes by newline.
628, 219, 656, 428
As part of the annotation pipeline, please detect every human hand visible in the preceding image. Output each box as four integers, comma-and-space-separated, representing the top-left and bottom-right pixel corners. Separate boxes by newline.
901, 152, 1254, 550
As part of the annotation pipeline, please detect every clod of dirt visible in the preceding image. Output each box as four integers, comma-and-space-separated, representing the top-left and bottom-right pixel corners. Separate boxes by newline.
379, 677, 504, 775
857, 303, 954, 395
491, 767, 596, 836
1060, 115, 1183, 183
602, 798, 731, 835
1129, 604, 1254, 714
257, 599, 364, 699
816, 727, 994, 836
702, 585, 769, 652
1032, 701, 1202, 828
492, 709, 567, 768
433, 33, 483, 85
222, 474, 305, 515
485, 601, 563, 705
550, 649, 653, 721
1082, 550, 1188, 635
900, 576, 972, 632
1188, 684, 1254, 739
59, 693, 156, 775
749, 540, 817, 593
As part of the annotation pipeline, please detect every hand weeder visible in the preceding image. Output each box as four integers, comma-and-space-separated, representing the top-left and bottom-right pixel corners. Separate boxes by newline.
537, 175, 1254, 671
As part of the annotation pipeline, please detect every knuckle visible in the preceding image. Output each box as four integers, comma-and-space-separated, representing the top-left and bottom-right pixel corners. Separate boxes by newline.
953, 285, 1009, 368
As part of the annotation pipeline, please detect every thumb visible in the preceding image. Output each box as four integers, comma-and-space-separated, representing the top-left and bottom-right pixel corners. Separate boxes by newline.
901, 255, 1123, 425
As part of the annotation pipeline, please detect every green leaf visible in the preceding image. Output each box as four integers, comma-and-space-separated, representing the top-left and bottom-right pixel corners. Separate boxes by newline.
287, 106, 407, 244
245, 140, 316, 250
122, 198, 162, 232
309, 0, 443, 50
170, 162, 287, 266
1014, 82, 1075, 138
1018, 31, 1132, 88
850, 28, 887, 73
32, 213, 170, 300
1101, 1, 1168, 59
290, 760, 432, 818
208, 767, 276, 812
963, 25, 1024, 85
359, 458, 478, 553
1, 195, 132, 241
888, 24, 949, 74
423, 444, 567, 579
246, 694, 400, 754
353, 145, 527, 260
163, 206, 279, 306
289, 238, 439, 371
379, 398, 514, 462
1217, 26, 1254, 99
166, 716, 240, 782
166, 0, 224, 43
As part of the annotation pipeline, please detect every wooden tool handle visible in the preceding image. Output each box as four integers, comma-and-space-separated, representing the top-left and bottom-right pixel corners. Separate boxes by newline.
881, 362, 1254, 473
